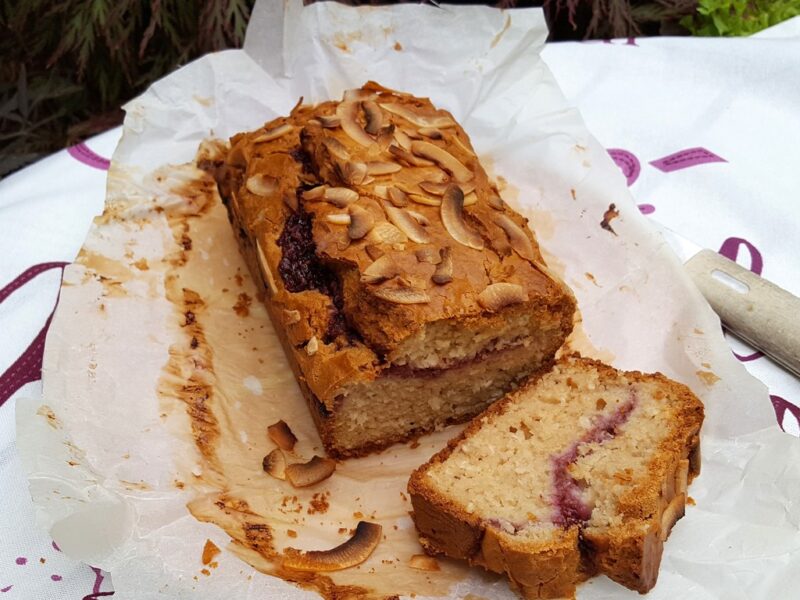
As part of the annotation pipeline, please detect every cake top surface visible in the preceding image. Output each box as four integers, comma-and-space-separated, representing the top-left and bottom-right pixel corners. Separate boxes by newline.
217, 82, 575, 401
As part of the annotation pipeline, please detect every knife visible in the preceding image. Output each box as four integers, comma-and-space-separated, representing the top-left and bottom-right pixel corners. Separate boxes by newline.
651, 220, 800, 379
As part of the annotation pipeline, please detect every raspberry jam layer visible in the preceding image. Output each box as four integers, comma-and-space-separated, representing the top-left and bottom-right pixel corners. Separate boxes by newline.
277, 205, 349, 342
551, 391, 638, 527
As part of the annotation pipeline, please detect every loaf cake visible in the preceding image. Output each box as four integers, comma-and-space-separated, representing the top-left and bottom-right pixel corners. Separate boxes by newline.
205, 82, 576, 458
408, 355, 704, 598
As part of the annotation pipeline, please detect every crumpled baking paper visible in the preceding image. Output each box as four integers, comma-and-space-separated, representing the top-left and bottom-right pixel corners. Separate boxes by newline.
16, 1, 800, 598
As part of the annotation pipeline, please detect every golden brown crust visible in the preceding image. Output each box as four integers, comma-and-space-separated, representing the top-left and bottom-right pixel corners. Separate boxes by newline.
207, 82, 576, 457
408, 355, 704, 599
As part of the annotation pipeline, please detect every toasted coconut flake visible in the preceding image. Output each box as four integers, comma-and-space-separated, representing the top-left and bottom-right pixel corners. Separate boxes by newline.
305, 335, 319, 356
302, 185, 328, 201
488, 192, 505, 210
285, 455, 336, 488
283, 309, 301, 324
409, 554, 441, 572
451, 133, 476, 157
253, 123, 293, 143
361, 255, 397, 284
407, 210, 430, 226
388, 144, 434, 167
283, 191, 299, 212
494, 213, 535, 260
432, 247, 453, 284
283, 521, 382, 572
374, 284, 431, 304
343, 88, 377, 102
268, 420, 298, 451
418, 180, 475, 197
441, 185, 484, 250
323, 136, 350, 160
477, 283, 528, 312
373, 185, 389, 199
419, 127, 444, 140
401, 127, 422, 140
408, 193, 441, 207
348, 205, 375, 240
380, 103, 456, 129
385, 205, 431, 244
324, 187, 359, 207
411, 141, 472, 182
319, 115, 340, 128
337, 101, 374, 147
246, 174, 278, 196
376, 124, 395, 150
263, 448, 287, 480
393, 128, 413, 150
362, 100, 383, 134
463, 192, 478, 207
365, 244, 385, 260
340, 160, 368, 185
325, 213, 351, 225
256, 239, 278, 295
366, 161, 401, 176
368, 221, 408, 245
388, 186, 409, 207
415, 247, 441, 264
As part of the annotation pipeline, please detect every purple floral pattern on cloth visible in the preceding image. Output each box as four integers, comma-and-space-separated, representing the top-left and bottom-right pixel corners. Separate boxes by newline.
67, 142, 111, 171
650, 147, 727, 172
771, 395, 800, 433
0, 262, 68, 407
718, 237, 766, 362
638, 204, 655, 214
607, 148, 641, 186
83, 567, 114, 599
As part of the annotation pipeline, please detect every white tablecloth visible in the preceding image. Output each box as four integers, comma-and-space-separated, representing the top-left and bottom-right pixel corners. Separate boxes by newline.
2, 16, 798, 598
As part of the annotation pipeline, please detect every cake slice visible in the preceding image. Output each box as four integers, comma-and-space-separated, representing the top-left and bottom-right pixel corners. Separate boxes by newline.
408, 356, 704, 598
206, 82, 576, 458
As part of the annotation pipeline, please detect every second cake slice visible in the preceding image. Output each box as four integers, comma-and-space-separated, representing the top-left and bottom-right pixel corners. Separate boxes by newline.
408, 355, 704, 598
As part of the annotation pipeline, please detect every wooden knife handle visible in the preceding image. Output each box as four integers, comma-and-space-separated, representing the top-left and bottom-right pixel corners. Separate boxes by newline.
684, 249, 800, 379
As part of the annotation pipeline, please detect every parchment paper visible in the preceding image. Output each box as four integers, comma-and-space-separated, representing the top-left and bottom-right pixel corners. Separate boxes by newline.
16, 1, 800, 598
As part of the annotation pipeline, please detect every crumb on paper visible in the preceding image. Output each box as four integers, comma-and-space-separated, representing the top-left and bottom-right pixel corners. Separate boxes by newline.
393, 41, 403, 51
133, 258, 149, 271
409, 554, 440, 572
174, 480, 185, 489
36, 406, 62, 429
202, 540, 220, 565
570, 188, 577, 200
353, 511, 363, 519
584, 272, 600, 287
600, 203, 620, 235
694, 328, 704, 335
193, 95, 214, 107
233, 292, 252, 317
308, 492, 330, 515
287, 529, 298, 538
201, 568, 211, 576
687, 496, 696, 506
696, 370, 720, 386
338, 527, 348, 535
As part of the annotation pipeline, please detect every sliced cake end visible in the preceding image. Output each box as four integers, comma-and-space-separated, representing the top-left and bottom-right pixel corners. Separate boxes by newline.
408, 355, 704, 599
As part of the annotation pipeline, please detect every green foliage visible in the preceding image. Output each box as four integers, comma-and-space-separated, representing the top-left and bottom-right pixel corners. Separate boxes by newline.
681, 0, 800, 36
0, 0, 253, 177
